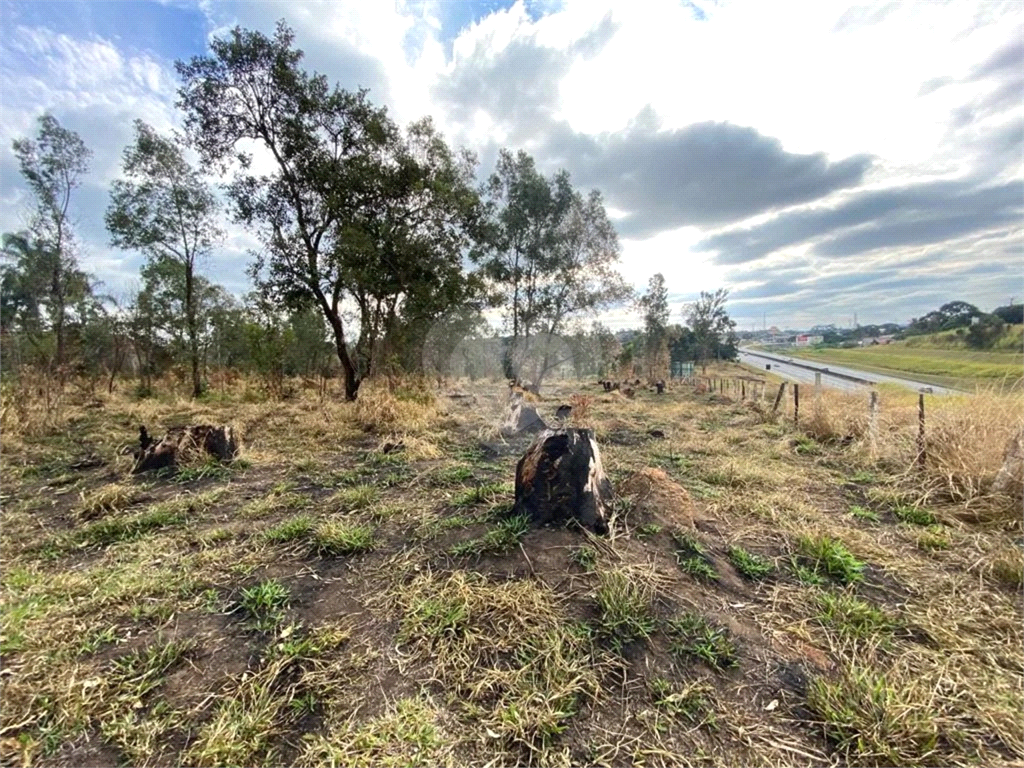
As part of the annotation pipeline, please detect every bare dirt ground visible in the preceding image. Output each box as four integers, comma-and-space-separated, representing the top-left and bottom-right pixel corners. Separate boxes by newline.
1, 367, 1021, 767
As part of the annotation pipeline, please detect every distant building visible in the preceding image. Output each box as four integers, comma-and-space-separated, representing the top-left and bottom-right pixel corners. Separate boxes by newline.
794, 334, 824, 347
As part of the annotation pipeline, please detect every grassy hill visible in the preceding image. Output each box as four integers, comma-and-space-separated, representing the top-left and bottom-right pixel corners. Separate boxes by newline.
789, 327, 1022, 391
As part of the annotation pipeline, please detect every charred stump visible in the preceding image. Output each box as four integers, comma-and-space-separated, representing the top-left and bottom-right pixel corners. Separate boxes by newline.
555, 404, 572, 420
132, 424, 239, 474
655, 380, 665, 394
513, 428, 612, 535
501, 397, 547, 437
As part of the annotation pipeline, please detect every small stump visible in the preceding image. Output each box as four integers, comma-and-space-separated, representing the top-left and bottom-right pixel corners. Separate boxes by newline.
655, 380, 665, 394
513, 428, 612, 535
501, 397, 547, 437
132, 424, 239, 474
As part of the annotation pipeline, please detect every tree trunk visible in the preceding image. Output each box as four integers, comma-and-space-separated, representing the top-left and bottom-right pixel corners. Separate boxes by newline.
132, 423, 239, 474
325, 311, 360, 401
185, 265, 201, 398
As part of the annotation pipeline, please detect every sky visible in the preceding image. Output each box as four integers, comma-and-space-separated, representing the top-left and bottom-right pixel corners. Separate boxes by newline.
0, 0, 1021, 331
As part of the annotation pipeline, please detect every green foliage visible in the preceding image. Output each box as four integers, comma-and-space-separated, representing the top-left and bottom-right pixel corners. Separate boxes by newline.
817, 592, 894, 639
176, 21, 485, 399
672, 531, 717, 580
451, 482, 512, 508
649, 678, 716, 725
568, 545, 597, 571
665, 614, 738, 670
797, 535, 865, 584
893, 505, 936, 526
594, 570, 656, 649
313, 521, 375, 556
239, 579, 290, 631
728, 546, 773, 579
262, 515, 314, 544
685, 288, 738, 362
448, 514, 530, 557
849, 505, 879, 522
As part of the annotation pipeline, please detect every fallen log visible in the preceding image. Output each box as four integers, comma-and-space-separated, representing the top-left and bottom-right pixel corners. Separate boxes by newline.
132, 424, 239, 474
513, 428, 612, 535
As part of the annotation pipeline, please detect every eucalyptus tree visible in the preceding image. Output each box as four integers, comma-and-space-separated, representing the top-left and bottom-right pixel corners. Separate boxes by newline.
475, 149, 630, 389
106, 120, 222, 397
685, 288, 738, 362
7, 115, 93, 373
176, 22, 482, 400
639, 273, 670, 380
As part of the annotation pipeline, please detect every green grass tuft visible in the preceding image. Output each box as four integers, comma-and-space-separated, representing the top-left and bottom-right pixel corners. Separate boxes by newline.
239, 579, 290, 631
893, 504, 936, 526
665, 614, 738, 670
313, 520, 376, 556
568, 545, 597, 571
262, 514, 314, 543
728, 545, 773, 579
594, 569, 656, 649
817, 592, 894, 639
448, 514, 530, 557
797, 535, 865, 584
849, 505, 880, 522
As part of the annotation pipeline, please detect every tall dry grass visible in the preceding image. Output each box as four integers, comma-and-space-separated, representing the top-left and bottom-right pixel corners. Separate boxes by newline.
796, 384, 1023, 524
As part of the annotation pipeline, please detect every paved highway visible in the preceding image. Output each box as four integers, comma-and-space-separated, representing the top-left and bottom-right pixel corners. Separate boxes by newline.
738, 349, 959, 395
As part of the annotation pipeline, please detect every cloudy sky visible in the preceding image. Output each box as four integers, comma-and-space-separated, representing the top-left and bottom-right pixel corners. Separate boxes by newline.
0, 0, 1021, 331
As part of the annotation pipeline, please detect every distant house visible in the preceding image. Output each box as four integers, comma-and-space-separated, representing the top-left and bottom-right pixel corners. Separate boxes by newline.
794, 334, 823, 347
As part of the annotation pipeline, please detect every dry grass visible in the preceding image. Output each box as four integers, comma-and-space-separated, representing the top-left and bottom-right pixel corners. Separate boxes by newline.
1, 370, 1020, 768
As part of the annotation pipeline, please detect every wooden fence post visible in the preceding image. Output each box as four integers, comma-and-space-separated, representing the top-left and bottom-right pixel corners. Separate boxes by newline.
741, 380, 746, 400
869, 391, 879, 455
794, 384, 800, 426
771, 382, 787, 416
917, 393, 926, 469
814, 371, 822, 399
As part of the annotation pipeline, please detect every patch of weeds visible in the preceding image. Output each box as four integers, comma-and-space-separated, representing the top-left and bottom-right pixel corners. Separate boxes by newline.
789, 557, 827, 586
916, 527, 950, 551
448, 514, 529, 558
77, 625, 119, 656
665, 614, 738, 670
239, 579, 290, 632
73, 506, 186, 549
313, 521, 375, 556
849, 505, 879, 522
240, 489, 311, 520
808, 664, 939, 765
328, 485, 378, 513
850, 470, 876, 484
290, 457, 322, 476
636, 522, 663, 539
893, 504, 936, 526
299, 696, 446, 767
271, 622, 350, 661
568, 545, 597, 571
368, 504, 401, 524
262, 515, 315, 544
363, 450, 409, 469
198, 588, 222, 613
793, 434, 821, 455
594, 569, 656, 650
649, 678, 717, 725
173, 459, 234, 483
796, 535, 864, 584
651, 451, 694, 473
288, 691, 319, 717
672, 530, 717, 580
77, 483, 143, 519
416, 513, 477, 540
429, 465, 476, 486
817, 592, 895, 639
110, 638, 196, 699
728, 545, 774, 579
450, 481, 512, 508
197, 527, 233, 547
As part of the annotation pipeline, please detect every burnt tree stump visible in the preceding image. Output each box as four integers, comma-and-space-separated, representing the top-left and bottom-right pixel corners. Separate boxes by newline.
655, 380, 665, 394
501, 397, 547, 437
555, 404, 572, 420
132, 424, 239, 474
513, 428, 612, 535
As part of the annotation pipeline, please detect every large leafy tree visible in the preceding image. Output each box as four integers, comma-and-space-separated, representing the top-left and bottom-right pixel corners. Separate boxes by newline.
176, 22, 481, 400
685, 288, 737, 362
106, 120, 222, 397
5, 115, 93, 373
475, 149, 630, 389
